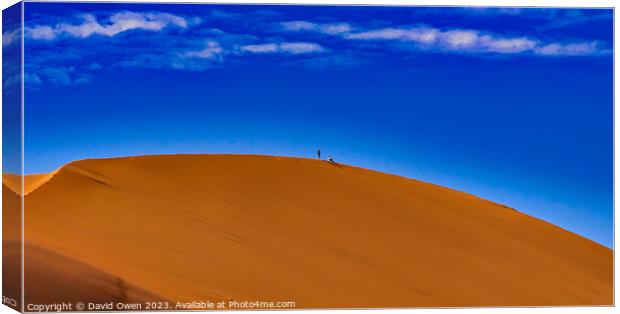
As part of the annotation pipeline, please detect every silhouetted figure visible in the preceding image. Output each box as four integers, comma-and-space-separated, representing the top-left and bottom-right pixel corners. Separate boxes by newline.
317, 147, 321, 160
328, 155, 334, 163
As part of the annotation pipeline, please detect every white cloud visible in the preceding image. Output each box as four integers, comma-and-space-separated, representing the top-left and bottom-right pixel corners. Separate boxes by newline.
441, 30, 478, 48
281, 21, 352, 35
345, 25, 601, 56
440, 31, 537, 54
59, 12, 186, 38
25, 25, 56, 40
240, 43, 279, 53
241, 42, 325, 54
2, 28, 20, 46
479, 35, 537, 53
280, 42, 325, 54
535, 42, 601, 56
347, 27, 439, 44
184, 41, 224, 60
278, 18, 604, 57
26, 11, 188, 40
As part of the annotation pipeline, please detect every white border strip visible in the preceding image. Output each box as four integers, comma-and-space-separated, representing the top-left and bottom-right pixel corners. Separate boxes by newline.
20, 0, 25, 312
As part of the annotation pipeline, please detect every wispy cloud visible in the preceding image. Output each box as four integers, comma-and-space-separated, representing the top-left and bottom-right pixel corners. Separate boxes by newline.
346, 27, 439, 44
346, 26, 603, 56
25, 25, 56, 40
25, 11, 188, 40
280, 21, 352, 35
282, 21, 606, 56
184, 41, 224, 60
240, 42, 325, 54
2, 28, 20, 46
534, 42, 602, 56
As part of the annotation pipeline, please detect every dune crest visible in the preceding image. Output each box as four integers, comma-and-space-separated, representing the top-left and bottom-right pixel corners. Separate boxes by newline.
12, 154, 613, 307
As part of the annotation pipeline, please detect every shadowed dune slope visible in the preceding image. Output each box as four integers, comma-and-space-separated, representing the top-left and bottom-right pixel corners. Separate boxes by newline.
3, 186, 22, 311
2, 187, 164, 309
18, 154, 612, 307
2, 185, 20, 243
3, 241, 165, 306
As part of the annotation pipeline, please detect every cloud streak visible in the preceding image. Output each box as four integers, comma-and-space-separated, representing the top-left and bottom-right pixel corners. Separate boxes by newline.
345, 27, 539, 54
184, 41, 224, 60
240, 42, 325, 54
535, 42, 601, 56
2, 28, 20, 46
282, 21, 606, 57
350, 26, 604, 56
280, 21, 352, 35
25, 11, 188, 40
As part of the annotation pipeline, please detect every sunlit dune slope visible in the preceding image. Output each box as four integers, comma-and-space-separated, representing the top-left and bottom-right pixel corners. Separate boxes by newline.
3, 170, 58, 196
16, 154, 612, 307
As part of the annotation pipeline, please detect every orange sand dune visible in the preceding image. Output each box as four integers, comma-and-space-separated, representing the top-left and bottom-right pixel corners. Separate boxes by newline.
3, 185, 22, 311
11, 154, 613, 308
3, 241, 165, 308
3, 170, 58, 196
2, 185, 20, 242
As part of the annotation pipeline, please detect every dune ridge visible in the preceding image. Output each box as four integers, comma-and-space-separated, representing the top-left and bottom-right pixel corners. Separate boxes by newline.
4, 154, 613, 308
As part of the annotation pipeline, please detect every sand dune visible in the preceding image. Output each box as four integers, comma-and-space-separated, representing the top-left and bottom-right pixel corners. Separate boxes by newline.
3, 241, 165, 307
3, 185, 20, 242
3, 170, 58, 196
2, 186, 164, 310
7, 154, 613, 308
3, 185, 22, 311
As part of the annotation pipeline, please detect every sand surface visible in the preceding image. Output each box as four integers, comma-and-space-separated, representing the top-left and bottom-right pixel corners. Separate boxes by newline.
3, 171, 58, 196
3, 241, 164, 307
4, 154, 613, 308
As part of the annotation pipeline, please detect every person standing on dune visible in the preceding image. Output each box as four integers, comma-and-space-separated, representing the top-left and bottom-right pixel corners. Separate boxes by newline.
317, 147, 321, 160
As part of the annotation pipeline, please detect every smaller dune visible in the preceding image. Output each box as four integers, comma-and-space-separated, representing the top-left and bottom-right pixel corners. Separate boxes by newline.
2, 170, 58, 196
3, 242, 165, 309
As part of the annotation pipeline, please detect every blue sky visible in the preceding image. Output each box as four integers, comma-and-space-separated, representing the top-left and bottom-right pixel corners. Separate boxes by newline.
3, 4, 613, 247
